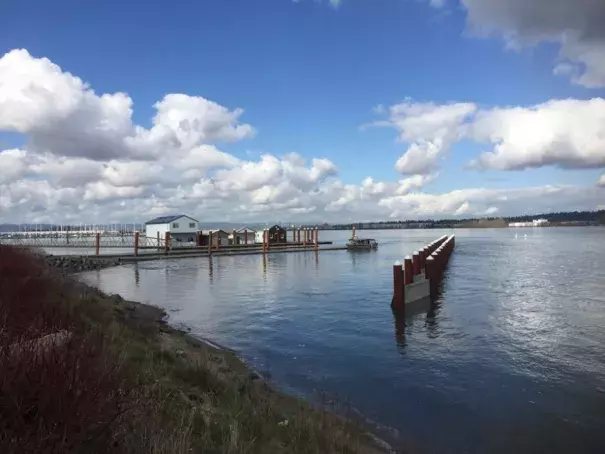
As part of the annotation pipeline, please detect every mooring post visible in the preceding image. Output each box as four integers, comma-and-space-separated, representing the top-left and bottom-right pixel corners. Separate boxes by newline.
302, 228, 307, 247
297, 228, 301, 244
157, 231, 160, 251
165, 232, 170, 255
392, 260, 404, 310
412, 251, 421, 276
232, 229, 237, 246
208, 230, 212, 254
314, 228, 319, 250
404, 256, 413, 285
426, 256, 436, 300
419, 248, 426, 271
95, 232, 100, 256
134, 231, 139, 257
436, 246, 444, 277
244, 230, 248, 245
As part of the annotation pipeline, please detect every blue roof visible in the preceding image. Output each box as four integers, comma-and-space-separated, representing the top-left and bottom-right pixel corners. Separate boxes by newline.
145, 215, 199, 225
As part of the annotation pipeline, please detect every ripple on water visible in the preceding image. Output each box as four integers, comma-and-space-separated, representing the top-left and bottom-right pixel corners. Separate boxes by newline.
79, 228, 605, 454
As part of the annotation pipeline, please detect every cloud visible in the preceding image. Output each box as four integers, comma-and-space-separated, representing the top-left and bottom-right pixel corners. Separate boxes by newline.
0, 149, 29, 184
459, 0, 605, 88
1, 49, 603, 224
598, 174, 605, 187
0, 49, 254, 161
376, 98, 605, 172
370, 100, 476, 175
469, 98, 605, 170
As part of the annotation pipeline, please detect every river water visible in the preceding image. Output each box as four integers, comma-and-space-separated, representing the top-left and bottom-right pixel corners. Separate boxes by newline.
79, 228, 605, 453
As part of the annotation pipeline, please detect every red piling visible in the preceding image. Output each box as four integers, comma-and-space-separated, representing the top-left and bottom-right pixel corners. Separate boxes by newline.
164, 232, 170, 255
412, 251, 421, 276
95, 232, 100, 256
404, 256, 413, 285
392, 261, 404, 310
134, 231, 140, 257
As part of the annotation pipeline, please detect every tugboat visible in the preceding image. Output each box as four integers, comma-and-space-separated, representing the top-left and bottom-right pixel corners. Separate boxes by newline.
346, 235, 378, 251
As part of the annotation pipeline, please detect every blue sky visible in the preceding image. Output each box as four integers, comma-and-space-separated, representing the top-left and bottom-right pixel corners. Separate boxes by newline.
1, 0, 604, 223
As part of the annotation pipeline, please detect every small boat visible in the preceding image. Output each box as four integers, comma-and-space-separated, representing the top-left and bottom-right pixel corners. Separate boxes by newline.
346, 236, 378, 250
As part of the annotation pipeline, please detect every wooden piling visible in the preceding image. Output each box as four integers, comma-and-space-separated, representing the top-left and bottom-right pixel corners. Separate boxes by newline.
426, 256, 436, 300
314, 228, 319, 250
404, 256, 413, 285
95, 232, 100, 256
412, 251, 421, 276
157, 231, 160, 251
392, 261, 404, 310
134, 231, 139, 257
208, 231, 212, 254
164, 232, 170, 254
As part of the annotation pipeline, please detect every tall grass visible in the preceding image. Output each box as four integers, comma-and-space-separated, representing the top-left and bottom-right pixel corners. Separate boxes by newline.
0, 246, 128, 453
0, 246, 388, 453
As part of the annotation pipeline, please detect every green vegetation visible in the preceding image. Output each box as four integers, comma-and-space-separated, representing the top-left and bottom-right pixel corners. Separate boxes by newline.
324, 209, 605, 230
0, 246, 388, 453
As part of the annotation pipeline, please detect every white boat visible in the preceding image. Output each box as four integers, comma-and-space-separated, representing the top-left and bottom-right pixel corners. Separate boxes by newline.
346, 236, 378, 250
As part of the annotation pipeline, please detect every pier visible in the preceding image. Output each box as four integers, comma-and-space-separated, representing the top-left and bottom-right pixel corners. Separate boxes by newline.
0, 227, 347, 260
391, 235, 455, 311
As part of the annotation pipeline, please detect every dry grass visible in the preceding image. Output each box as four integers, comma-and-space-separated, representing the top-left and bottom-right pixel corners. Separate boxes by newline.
0, 246, 389, 453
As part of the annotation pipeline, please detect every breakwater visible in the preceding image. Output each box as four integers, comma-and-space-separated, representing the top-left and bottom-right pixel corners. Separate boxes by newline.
44, 255, 120, 273
391, 234, 455, 310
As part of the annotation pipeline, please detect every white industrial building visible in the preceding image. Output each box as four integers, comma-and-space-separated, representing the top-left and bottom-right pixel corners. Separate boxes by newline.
508, 219, 549, 228
144, 215, 200, 243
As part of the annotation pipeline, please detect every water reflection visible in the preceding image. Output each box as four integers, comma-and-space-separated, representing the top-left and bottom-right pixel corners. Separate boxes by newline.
78, 228, 605, 454
393, 297, 434, 352
393, 309, 407, 351
134, 264, 140, 287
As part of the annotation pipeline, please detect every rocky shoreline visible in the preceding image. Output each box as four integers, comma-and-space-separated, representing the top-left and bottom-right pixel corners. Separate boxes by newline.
44, 254, 121, 273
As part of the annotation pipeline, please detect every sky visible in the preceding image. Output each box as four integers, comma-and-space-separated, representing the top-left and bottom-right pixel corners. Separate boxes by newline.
1, 0, 604, 224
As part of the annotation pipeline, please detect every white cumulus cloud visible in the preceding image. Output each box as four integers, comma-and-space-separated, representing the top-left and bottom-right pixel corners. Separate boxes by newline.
375, 98, 605, 172
0, 49, 604, 225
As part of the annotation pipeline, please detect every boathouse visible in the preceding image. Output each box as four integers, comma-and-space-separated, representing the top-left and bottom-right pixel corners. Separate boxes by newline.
144, 215, 199, 243
201, 230, 230, 247
230, 227, 257, 245
268, 225, 287, 244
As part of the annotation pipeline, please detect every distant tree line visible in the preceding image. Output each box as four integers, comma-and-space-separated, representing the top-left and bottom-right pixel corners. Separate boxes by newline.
314, 210, 605, 230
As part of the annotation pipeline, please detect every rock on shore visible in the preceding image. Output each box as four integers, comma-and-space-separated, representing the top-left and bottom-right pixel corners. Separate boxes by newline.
44, 255, 121, 273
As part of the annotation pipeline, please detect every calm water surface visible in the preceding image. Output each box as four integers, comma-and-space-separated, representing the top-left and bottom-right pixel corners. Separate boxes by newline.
80, 228, 605, 453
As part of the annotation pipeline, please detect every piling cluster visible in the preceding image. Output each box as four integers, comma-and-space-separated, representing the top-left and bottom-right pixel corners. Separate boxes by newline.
392, 234, 455, 311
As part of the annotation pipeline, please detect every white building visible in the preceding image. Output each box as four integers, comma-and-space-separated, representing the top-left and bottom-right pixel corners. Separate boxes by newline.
144, 215, 200, 243
231, 227, 257, 245
508, 219, 549, 228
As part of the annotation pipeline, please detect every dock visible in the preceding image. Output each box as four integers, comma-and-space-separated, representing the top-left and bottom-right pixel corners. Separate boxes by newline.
80, 243, 347, 262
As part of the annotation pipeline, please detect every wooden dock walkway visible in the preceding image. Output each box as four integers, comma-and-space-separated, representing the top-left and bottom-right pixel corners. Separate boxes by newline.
56, 243, 348, 262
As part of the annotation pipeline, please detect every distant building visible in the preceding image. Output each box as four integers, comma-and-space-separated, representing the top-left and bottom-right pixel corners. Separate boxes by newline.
268, 224, 287, 244
230, 227, 257, 245
201, 229, 230, 247
145, 215, 199, 243
508, 219, 549, 227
